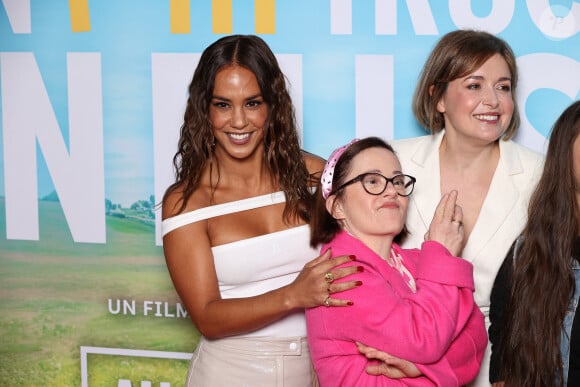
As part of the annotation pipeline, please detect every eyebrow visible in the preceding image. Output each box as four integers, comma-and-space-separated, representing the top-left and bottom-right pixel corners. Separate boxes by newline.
211, 93, 263, 102
464, 75, 512, 83
364, 169, 404, 175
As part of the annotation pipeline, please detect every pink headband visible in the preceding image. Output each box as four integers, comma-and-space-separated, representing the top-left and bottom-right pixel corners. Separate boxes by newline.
321, 138, 359, 199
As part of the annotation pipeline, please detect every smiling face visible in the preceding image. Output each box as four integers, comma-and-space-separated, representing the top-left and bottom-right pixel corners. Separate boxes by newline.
209, 65, 269, 160
327, 147, 408, 254
437, 54, 514, 145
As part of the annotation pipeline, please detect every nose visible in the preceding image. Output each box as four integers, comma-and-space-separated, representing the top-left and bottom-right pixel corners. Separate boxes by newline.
482, 86, 499, 107
383, 181, 398, 197
231, 107, 247, 129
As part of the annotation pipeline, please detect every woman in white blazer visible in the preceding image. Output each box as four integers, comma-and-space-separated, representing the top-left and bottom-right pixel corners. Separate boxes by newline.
363, 30, 545, 386
397, 30, 545, 387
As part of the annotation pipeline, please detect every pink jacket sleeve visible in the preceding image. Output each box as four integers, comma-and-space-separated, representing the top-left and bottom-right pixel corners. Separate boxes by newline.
416, 303, 487, 385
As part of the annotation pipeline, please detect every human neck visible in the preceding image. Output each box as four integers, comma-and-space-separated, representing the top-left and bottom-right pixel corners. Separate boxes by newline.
344, 227, 394, 260
439, 132, 500, 171
211, 152, 274, 192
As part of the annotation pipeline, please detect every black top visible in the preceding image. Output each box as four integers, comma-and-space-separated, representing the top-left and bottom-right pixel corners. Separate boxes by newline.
488, 237, 580, 385
567, 239, 580, 384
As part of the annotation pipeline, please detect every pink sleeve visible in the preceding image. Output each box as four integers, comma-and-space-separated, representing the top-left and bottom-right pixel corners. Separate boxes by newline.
413, 304, 487, 385
441, 305, 487, 384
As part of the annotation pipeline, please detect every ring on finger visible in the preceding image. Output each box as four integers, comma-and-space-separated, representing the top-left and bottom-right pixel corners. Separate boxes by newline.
324, 272, 334, 283
323, 296, 331, 307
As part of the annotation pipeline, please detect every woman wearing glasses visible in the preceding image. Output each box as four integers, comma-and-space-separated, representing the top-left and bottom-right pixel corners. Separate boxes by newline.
305, 137, 487, 386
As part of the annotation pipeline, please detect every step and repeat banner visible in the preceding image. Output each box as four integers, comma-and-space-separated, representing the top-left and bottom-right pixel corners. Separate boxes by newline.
1, 0, 579, 386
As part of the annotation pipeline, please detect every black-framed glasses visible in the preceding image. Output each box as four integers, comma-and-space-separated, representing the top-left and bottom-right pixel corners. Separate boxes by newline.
332, 173, 416, 197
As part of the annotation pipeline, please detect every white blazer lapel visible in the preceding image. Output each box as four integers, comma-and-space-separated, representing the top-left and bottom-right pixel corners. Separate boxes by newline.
463, 140, 522, 262
406, 132, 443, 233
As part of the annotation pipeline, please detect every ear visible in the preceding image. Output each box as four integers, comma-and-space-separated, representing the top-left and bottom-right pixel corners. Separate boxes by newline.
436, 97, 445, 113
429, 84, 445, 113
325, 195, 345, 220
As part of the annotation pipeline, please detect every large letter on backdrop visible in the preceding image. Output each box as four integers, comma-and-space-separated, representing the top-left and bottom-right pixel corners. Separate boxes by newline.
152, 53, 200, 246
516, 53, 580, 153
527, 0, 580, 39
376, 0, 438, 35
1, 0, 31, 33
355, 55, 394, 139
449, 0, 515, 33
1, 52, 105, 243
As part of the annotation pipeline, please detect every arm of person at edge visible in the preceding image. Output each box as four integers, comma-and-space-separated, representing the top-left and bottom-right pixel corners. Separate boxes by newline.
355, 192, 486, 384
488, 240, 517, 386
162, 152, 362, 339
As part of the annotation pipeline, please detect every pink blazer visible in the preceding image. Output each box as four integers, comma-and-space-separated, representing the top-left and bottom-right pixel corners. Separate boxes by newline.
306, 231, 487, 386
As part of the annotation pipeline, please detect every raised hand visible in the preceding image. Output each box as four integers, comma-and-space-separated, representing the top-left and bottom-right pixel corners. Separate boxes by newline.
424, 190, 465, 256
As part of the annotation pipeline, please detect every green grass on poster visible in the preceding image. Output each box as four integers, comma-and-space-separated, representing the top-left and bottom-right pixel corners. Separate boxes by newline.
0, 199, 199, 386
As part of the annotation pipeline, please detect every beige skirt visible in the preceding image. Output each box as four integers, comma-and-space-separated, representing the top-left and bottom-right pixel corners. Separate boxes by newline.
185, 336, 318, 387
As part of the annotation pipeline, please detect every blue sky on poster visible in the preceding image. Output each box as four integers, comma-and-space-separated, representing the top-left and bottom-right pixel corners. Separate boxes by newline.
0, 0, 579, 207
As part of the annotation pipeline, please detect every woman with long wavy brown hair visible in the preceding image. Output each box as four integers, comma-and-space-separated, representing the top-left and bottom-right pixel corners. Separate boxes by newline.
489, 100, 580, 386
161, 35, 361, 386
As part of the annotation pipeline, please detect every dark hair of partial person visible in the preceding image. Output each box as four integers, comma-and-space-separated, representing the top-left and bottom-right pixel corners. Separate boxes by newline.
310, 136, 408, 247
413, 29, 520, 140
163, 34, 314, 223
498, 100, 580, 386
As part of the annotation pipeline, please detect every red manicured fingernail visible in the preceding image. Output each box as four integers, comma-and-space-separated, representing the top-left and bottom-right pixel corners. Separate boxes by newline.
355, 281, 363, 286
357, 266, 364, 272
349, 255, 356, 260
347, 301, 354, 306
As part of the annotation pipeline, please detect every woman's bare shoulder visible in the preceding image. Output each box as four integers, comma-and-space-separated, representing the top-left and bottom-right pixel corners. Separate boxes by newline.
302, 150, 326, 175
162, 183, 210, 220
